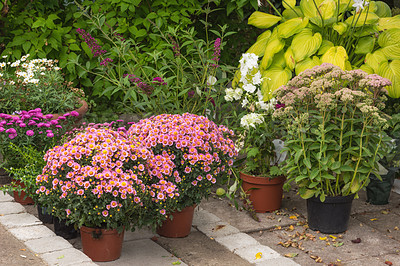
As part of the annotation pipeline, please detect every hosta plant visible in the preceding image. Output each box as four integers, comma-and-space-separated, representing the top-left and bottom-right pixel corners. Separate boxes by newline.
274, 63, 390, 201
244, 0, 400, 99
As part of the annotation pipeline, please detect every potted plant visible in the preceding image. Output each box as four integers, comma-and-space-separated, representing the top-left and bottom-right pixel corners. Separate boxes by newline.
274, 63, 390, 233
127, 113, 237, 237
224, 53, 286, 213
0, 109, 80, 204
35, 125, 179, 261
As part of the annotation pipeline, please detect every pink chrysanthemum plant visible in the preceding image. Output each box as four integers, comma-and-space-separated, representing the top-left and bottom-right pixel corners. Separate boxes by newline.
127, 113, 238, 212
36, 126, 179, 231
273, 63, 391, 202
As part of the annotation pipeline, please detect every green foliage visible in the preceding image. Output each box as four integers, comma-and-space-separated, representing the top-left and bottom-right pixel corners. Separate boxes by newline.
244, 0, 400, 99
274, 64, 390, 201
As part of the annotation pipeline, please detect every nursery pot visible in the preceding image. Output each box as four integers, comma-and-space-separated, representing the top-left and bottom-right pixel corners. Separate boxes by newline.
53, 217, 78, 240
37, 205, 53, 224
80, 226, 124, 262
156, 205, 196, 238
366, 168, 397, 205
307, 194, 355, 234
240, 172, 285, 213
12, 180, 34, 205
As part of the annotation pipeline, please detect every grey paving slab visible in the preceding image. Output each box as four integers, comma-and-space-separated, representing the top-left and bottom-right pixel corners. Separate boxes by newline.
96, 239, 186, 266
0, 192, 13, 202
25, 236, 73, 254
214, 232, 259, 252
255, 257, 301, 266
355, 211, 400, 241
123, 227, 155, 242
41, 248, 92, 266
9, 225, 56, 241
0, 213, 42, 228
233, 244, 282, 264
192, 207, 221, 226
0, 201, 26, 215
197, 220, 240, 238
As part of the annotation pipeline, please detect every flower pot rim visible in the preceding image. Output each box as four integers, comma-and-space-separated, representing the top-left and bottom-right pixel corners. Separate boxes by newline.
308, 194, 355, 204
80, 225, 123, 235
240, 172, 285, 185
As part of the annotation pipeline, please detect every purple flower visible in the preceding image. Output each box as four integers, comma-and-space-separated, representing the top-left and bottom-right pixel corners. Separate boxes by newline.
116, 120, 124, 122
55, 125, 62, 128
100, 58, 113, 66
26, 130, 34, 136
50, 120, 58, 125
28, 120, 36, 126
0, 127, 4, 132
117, 127, 126, 132
8, 134, 17, 139
5, 128, 16, 134
19, 123, 26, 127
275, 103, 285, 109
188, 90, 195, 98
211, 38, 221, 68
63, 112, 71, 117
70, 111, 79, 117
76, 28, 107, 57
47, 132, 54, 138
45, 114, 53, 119
37, 122, 44, 128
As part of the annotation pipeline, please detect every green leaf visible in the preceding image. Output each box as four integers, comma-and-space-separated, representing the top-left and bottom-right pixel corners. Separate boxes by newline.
378, 28, 400, 60
377, 15, 400, 31
277, 17, 309, 39
247, 147, 259, 158
321, 46, 348, 70
261, 67, 292, 100
350, 179, 361, 193
303, 157, 311, 169
355, 37, 375, 55
32, 18, 46, 28
291, 28, 322, 62
302, 189, 315, 199
377, 60, 400, 98
246, 30, 271, 57
340, 165, 354, 172
172, 261, 181, 265
345, 12, 379, 27
375, 1, 392, 17
248, 11, 282, 29
294, 148, 303, 164
310, 168, 319, 180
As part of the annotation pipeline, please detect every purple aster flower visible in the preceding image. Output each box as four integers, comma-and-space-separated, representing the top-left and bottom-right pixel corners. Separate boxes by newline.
19, 123, 26, 127
5, 128, 16, 134
26, 130, 34, 136
70, 111, 79, 117
8, 134, 17, 139
47, 132, 54, 138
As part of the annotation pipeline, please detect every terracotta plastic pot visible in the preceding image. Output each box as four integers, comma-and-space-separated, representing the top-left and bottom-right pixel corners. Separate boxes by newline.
80, 226, 124, 262
51, 98, 88, 121
12, 180, 34, 205
157, 205, 196, 238
307, 194, 355, 234
240, 172, 285, 213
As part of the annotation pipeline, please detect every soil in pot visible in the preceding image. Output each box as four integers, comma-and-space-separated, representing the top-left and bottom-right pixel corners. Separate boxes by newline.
307, 194, 355, 234
157, 205, 196, 238
240, 172, 285, 212
80, 226, 124, 262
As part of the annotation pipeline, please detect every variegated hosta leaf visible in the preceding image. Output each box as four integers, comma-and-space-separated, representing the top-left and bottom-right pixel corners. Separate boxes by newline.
374, 1, 392, 17
354, 36, 375, 55
320, 46, 348, 70
333, 22, 348, 35
377, 15, 400, 31
283, 0, 297, 9
291, 28, 322, 62
300, 0, 337, 27
378, 60, 400, 98
277, 17, 309, 39
345, 12, 379, 27
260, 37, 285, 70
285, 47, 296, 70
317, 40, 334, 55
248, 11, 282, 29
365, 49, 387, 72
366, 1, 379, 13
270, 50, 286, 69
246, 30, 272, 57
353, 26, 379, 38
338, 0, 352, 13
359, 64, 375, 74
261, 67, 292, 100
295, 56, 321, 75
378, 28, 400, 60
283, 6, 304, 19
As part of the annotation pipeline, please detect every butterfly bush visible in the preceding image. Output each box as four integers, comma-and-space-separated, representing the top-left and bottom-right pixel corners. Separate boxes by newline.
36, 126, 179, 231
127, 113, 237, 210
273, 63, 391, 201
224, 53, 283, 176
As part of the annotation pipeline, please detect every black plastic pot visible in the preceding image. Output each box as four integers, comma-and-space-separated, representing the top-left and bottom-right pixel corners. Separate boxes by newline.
307, 194, 355, 234
53, 218, 78, 240
366, 167, 398, 205
37, 205, 53, 224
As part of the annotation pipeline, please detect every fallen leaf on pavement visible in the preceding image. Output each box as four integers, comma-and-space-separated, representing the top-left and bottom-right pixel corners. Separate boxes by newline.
172, 261, 181, 265
370, 218, 378, 221
287, 225, 295, 231
57, 255, 64, 259
255, 252, 262, 259
151, 236, 158, 241
20, 249, 26, 251
310, 255, 323, 263
289, 215, 298, 220
351, 238, 361, 243
333, 242, 344, 247
319, 237, 327, 241
381, 210, 390, 215
214, 225, 225, 231
329, 235, 337, 239
394, 226, 399, 231
285, 253, 298, 258
385, 260, 393, 265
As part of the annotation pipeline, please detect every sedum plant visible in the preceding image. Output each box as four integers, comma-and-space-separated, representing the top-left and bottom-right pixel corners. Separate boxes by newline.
274, 63, 390, 201
243, 0, 400, 99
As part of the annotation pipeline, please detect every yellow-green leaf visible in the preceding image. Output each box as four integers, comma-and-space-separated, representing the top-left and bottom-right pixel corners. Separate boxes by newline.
350, 179, 361, 193
283, 0, 296, 9
270, 50, 286, 68
291, 28, 322, 62
277, 17, 309, 39
378, 28, 400, 60
283, 6, 304, 19
359, 64, 374, 74
284, 47, 296, 70
246, 30, 272, 57
378, 60, 400, 98
260, 37, 285, 70
333, 22, 348, 35
365, 49, 387, 72
375, 1, 392, 17
355, 36, 375, 55
345, 12, 379, 27
248, 11, 282, 29
377, 15, 400, 31
261, 67, 292, 100
320, 46, 348, 70
301, 0, 337, 27
318, 40, 334, 55
295, 56, 321, 75
302, 189, 315, 199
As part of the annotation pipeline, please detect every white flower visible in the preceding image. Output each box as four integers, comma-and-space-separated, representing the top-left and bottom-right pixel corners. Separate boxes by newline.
0, 62, 5, 68
233, 88, 243, 100
243, 83, 257, 93
0, 73, 2, 77
239, 53, 259, 83
252, 71, 262, 85
9, 81, 15, 85
241, 97, 249, 108
207, 75, 217, 86
2, 55, 7, 58
54, 67, 60, 71
10, 60, 20, 67
224, 88, 235, 102
352, 0, 369, 13
240, 113, 264, 130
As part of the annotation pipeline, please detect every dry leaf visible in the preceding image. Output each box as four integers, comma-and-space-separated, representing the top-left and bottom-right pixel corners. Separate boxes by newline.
255, 252, 262, 259
394, 226, 399, 231
275, 226, 282, 230
370, 218, 378, 221
381, 210, 390, 215
329, 235, 337, 239
285, 253, 298, 258
20, 255, 27, 258
214, 225, 226, 231
20, 249, 26, 251
333, 242, 344, 247
310, 255, 323, 263
319, 237, 327, 241
385, 260, 393, 265
287, 225, 295, 231
351, 238, 361, 243
289, 215, 298, 220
